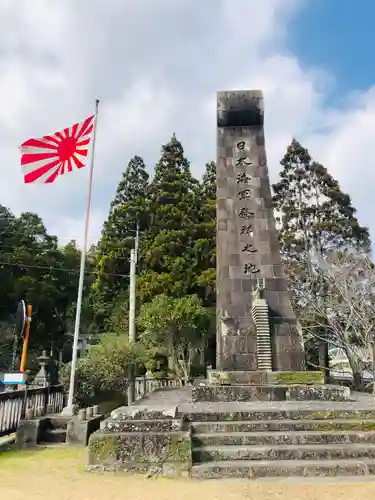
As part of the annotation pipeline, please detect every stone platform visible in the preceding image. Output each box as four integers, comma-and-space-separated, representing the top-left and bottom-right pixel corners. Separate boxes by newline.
87, 387, 375, 480
192, 384, 351, 403
193, 370, 351, 402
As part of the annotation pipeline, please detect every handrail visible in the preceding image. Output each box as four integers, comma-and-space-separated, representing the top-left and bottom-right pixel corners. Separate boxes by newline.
0, 384, 64, 437
0, 377, 183, 437
133, 376, 184, 402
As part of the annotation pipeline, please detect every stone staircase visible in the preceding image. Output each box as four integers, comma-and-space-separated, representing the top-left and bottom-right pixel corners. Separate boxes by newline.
38, 416, 69, 445
189, 409, 375, 479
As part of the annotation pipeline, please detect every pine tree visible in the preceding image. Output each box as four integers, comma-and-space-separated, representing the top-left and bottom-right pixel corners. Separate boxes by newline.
92, 155, 149, 328
137, 135, 201, 302
273, 139, 370, 264
195, 161, 217, 366
201, 161, 216, 201
193, 161, 216, 307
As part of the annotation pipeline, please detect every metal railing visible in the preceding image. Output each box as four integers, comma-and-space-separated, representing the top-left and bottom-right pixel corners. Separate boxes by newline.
0, 384, 65, 437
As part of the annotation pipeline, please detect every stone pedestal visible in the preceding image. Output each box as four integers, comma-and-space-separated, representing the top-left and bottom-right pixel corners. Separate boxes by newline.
193, 369, 350, 403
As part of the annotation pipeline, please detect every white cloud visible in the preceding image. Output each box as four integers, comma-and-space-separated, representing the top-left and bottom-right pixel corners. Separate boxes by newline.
0, 0, 374, 246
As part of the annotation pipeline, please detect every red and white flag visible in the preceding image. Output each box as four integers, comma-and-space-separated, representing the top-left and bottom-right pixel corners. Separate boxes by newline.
20, 115, 95, 184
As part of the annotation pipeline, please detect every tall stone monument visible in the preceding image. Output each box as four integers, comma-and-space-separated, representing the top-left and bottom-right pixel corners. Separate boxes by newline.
216, 90, 305, 373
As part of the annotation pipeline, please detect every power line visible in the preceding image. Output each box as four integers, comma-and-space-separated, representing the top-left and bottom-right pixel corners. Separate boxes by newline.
0, 260, 130, 278
0, 242, 132, 253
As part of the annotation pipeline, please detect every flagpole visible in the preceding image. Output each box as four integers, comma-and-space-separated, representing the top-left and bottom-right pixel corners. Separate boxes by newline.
62, 99, 100, 416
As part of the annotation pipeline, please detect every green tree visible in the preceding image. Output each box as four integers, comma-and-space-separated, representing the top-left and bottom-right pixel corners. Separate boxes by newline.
194, 161, 216, 307
56, 240, 95, 357
137, 135, 201, 302
92, 155, 149, 330
0, 207, 94, 362
5, 212, 65, 352
0, 205, 19, 320
273, 139, 370, 265
137, 294, 212, 381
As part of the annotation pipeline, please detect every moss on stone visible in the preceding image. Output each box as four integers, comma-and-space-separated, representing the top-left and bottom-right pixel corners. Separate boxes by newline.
209, 371, 236, 385
267, 371, 324, 385
311, 421, 375, 431
166, 435, 191, 462
88, 433, 119, 462
300, 411, 375, 420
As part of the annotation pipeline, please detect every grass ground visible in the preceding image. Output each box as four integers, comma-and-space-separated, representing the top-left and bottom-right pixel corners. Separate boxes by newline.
2, 447, 375, 500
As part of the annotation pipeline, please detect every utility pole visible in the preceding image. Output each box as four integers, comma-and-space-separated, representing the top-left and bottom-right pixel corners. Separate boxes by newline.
128, 223, 139, 343
127, 223, 139, 405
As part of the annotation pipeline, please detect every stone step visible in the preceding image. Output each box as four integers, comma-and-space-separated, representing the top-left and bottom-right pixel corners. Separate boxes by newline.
192, 430, 375, 446
40, 428, 67, 444
191, 458, 375, 479
110, 405, 178, 421
38, 442, 70, 449
190, 419, 375, 433
43, 417, 70, 430
185, 409, 375, 422
192, 443, 375, 462
100, 418, 183, 433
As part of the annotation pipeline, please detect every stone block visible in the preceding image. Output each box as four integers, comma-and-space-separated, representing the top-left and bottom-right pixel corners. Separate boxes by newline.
66, 414, 105, 446
267, 371, 324, 385
192, 385, 287, 402
191, 461, 372, 480
193, 443, 375, 462
100, 418, 184, 433
206, 369, 326, 388
0, 434, 16, 452
207, 369, 268, 385
87, 430, 192, 476
191, 419, 375, 434
191, 382, 352, 403
286, 384, 351, 402
110, 405, 178, 421
192, 430, 375, 447
16, 419, 41, 449
272, 351, 306, 371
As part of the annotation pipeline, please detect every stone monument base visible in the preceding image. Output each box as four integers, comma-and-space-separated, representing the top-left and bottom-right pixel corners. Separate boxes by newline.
207, 369, 324, 386
87, 387, 375, 480
191, 370, 351, 403
192, 384, 351, 402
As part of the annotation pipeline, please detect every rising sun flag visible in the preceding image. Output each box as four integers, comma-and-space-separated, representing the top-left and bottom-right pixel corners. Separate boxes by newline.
18, 101, 99, 417
20, 115, 95, 184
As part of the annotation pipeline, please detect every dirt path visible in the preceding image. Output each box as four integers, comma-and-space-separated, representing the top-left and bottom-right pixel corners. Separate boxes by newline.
1, 447, 375, 500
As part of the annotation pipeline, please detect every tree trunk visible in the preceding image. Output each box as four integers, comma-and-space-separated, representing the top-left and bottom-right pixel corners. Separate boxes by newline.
345, 348, 365, 392
371, 341, 375, 394
352, 370, 365, 392
318, 340, 329, 383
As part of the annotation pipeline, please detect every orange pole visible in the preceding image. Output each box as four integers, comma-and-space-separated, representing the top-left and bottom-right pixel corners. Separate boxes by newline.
20, 304, 32, 373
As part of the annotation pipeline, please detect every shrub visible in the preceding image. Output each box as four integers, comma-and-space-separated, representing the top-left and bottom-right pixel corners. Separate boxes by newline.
60, 333, 146, 407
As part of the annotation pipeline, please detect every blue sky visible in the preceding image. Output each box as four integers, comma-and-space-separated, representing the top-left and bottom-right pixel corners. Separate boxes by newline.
292, 0, 375, 103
